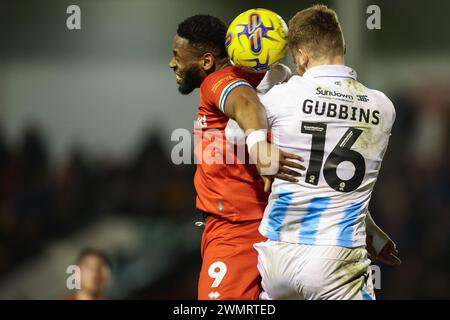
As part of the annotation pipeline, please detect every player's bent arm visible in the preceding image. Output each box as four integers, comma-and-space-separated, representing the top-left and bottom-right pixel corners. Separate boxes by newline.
365, 210, 401, 265
224, 86, 275, 175
256, 63, 293, 95
223, 85, 268, 133
365, 209, 391, 254
223, 86, 305, 181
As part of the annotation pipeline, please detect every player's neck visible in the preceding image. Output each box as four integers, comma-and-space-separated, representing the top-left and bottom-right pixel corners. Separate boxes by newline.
307, 55, 345, 70
214, 58, 231, 72
76, 290, 103, 300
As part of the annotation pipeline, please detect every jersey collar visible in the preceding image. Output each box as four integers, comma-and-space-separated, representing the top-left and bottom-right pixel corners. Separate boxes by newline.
302, 65, 357, 80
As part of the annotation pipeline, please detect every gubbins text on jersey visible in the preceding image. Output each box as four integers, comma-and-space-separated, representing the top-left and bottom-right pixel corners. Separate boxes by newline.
302, 99, 380, 125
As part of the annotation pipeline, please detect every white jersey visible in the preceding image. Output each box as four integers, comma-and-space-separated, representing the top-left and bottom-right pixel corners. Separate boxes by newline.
259, 65, 395, 248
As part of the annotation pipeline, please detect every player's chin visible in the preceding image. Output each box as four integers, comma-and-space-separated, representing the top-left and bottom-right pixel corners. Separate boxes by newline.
178, 85, 192, 95
178, 81, 196, 95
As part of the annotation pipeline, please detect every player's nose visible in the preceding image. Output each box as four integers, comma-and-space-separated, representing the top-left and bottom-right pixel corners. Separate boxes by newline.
169, 57, 176, 69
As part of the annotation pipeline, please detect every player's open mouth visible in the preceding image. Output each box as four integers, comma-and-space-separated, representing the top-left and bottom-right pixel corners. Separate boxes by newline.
175, 74, 182, 84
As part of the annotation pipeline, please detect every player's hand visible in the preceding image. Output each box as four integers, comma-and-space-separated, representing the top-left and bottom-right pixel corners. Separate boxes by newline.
367, 235, 402, 265
252, 141, 303, 176
278, 149, 305, 180
252, 142, 305, 192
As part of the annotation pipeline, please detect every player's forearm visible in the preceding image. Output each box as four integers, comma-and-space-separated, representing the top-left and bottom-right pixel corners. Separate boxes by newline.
234, 103, 268, 134
365, 209, 391, 254
224, 86, 283, 176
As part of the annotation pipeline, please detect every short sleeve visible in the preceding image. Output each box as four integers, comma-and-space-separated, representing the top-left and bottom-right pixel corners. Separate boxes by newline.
201, 72, 253, 114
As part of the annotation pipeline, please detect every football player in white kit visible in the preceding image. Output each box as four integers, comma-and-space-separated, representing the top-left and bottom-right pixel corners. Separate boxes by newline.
254, 5, 400, 300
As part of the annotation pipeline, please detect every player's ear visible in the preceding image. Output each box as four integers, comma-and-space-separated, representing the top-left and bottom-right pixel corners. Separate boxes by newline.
297, 48, 309, 69
201, 53, 214, 72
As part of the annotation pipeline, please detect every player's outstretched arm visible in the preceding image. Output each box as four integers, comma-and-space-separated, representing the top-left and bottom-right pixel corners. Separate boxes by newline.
224, 85, 305, 190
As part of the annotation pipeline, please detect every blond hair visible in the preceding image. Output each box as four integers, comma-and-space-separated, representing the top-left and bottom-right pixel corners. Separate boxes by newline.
288, 4, 345, 59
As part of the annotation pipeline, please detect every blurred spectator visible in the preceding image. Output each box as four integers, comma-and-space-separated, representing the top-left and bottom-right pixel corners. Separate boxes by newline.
65, 248, 112, 300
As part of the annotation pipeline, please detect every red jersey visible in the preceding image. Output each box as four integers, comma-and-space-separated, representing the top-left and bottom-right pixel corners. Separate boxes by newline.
194, 65, 267, 222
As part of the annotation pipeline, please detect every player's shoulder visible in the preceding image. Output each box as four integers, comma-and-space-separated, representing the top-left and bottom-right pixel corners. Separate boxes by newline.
202, 66, 263, 90
200, 65, 263, 110
201, 66, 234, 92
368, 88, 391, 102
261, 75, 302, 104
368, 88, 395, 113
364, 87, 396, 126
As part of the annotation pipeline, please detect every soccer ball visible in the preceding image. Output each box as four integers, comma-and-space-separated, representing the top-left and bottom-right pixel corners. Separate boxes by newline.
226, 8, 288, 71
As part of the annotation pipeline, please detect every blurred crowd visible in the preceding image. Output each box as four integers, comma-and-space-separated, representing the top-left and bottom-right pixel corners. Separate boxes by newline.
371, 89, 450, 299
0, 91, 448, 299
0, 126, 195, 279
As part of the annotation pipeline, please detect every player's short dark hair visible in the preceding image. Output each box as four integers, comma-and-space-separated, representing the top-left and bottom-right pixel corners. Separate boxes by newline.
76, 248, 112, 269
288, 4, 345, 59
177, 14, 228, 58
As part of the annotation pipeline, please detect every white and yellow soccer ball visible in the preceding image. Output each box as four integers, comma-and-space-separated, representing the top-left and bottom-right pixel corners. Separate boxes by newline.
225, 8, 288, 71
